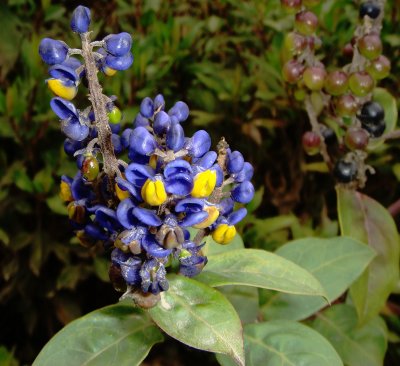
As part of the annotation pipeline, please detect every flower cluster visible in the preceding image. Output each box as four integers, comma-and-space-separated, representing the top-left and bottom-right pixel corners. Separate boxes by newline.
39, 6, 254, 302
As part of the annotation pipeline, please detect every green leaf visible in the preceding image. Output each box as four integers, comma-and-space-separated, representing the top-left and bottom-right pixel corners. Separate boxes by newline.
196, 248, 327, 297
368, 88, 398, 149
33, 304, 163, 366
203, 232, 244, 256
239, 321, 342, 366
13, 169, 34, 193
148, 275, 244, 366
260, 237, 375, 321
312, 304, 388, 366
337, 187, 400, 323
0, 346, 18, 366
0, 228, 10, 246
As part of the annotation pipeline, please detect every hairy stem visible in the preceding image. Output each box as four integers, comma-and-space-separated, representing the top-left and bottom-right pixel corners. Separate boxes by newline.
80, 32, 119, 179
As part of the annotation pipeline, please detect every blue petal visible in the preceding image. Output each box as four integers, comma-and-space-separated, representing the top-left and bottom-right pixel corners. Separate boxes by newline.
168, 101, 189, 122
39, 38, 68, 65
110, 123, 121, 134
186, 130, 211, 158
180, 211, 209, 227
228, 208, 248, 225
85, 223, 108, 241
233, 162, 254, 182
212, 163, 224, 187
142, 236, 172, 258
140, 97, 154, 118
166, 123, 185, 151
125, 163, 155, 187
175, 198, 204, 213
134, 113, 149, 128
165, 172, 193, 196
111, 248, 131, 265
71, 172, 92, 200
231, 181, 255, 204
105, 52, 134, 71
64, 138, 85, 156
133, 207, 162, 227
129, 126, 157, 156
153, 111, 171, 135
227, 150, 244, 174
104, 32, 132, 57
112, 134, 123, 154
120, 257, 142, 286
164, 160, 192, 179
49, 64, 79, 82
70, 5, 91, 33
61, 118, 89, 141
219, 198, 235, 216
154, 94, 165, 111
121, 128, 133, 149
62, 57, 82, 71
116, 198, 136, 229
50, 97, 78, 120
95, 207, 120, 232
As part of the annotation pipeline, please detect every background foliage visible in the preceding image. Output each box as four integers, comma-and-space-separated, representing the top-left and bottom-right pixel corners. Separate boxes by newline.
1, 0, 400, 365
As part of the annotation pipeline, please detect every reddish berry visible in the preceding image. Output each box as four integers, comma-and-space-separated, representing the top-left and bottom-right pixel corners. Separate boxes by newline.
303, 66, 326, 91
281, 0, 302, 12
344, 127, 369, 150
366, 55, 391, 80
282, 60, 305, 84
284, 32, 307, 56
82, 156, 99, 181
302, 131, 321, 155
357, 33, 382, 60
335, 94, 358, 117
295, 11, 318, 36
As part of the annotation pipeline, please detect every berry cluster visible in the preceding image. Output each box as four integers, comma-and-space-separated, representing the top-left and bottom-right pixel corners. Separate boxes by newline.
39, 6, 254, 304
281, 0, 390, 187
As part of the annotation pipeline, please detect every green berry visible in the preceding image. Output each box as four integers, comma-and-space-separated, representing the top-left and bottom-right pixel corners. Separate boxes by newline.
324, 70, 349, 96
348, 71, 374, 97
357, 33, 382, 60
366, 55, 391, 80
303, 66, 326, 91
295, 11, 318, 36
107, 106, 122, 124
82, 155, 99, 181
344, 127, 369, 150
283, 32, 307, 56
281, 0, 302, 13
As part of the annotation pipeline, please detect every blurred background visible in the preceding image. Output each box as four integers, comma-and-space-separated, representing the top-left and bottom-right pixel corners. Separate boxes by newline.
1, 0, 400, 364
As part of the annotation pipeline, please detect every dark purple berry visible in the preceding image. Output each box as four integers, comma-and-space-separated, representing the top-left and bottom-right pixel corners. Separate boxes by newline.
334, 160, 357, 183
358, 101, 384, 124
363, 119, 386, 138
359, 2, 381, 19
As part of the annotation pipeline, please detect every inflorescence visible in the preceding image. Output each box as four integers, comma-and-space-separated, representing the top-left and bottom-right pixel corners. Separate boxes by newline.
39, 5, 254, 304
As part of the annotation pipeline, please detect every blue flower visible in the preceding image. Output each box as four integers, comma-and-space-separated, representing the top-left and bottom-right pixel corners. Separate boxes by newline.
39, 38, 69, 65
70, 5, 91, 33
104, 32, 132, 57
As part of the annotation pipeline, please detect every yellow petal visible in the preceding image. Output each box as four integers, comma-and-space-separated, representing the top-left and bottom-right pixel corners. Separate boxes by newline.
141, 179, 167, 206
212, 224, 236, 245
193, 205, 220, 229
115, 182, 130, 201
191, 170, 217, 198
59, 180, 73, 202
104, 67, 117, 76
47, 79, 77, 100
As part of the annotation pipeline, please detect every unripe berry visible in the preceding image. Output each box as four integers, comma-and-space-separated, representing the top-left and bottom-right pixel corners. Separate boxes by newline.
348, 71, 374, 97
359, 2, 381, 19
295, 11, 318, 36
335, 94, 358, 117
82, 156, 99, 181
366, 55, 391, 80
302, 131, 321, 155
357, 33, 382, 60
283, 32, 307, 56
303, 66, 326, 91
343, 43, 354, 58
334, 159, 357, 183
282, 60, 305, 84
324, 70, 349, 96
281, 0, 302, 13
344, 127, 369, 150
107, 106, 122, 124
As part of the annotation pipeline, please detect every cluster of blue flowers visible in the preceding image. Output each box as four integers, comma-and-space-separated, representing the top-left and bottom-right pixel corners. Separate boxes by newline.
39, 6, 254, 297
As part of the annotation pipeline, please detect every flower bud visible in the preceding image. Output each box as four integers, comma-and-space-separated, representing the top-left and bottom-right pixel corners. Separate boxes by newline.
39, 38, 68, 65
168, 101, 189, 122
70, 5, 91, 33
231, 181, 255, 204
129, 127, 157, 156
105, 52, 134, 71
104, 32, 132, 56
191, 170, 217, 198
166, 123, 185, 151
212, 224, 236, 245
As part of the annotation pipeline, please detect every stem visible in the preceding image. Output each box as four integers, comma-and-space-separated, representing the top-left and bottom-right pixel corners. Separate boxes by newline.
304, 96, 332, 168
80, 32, 120, 179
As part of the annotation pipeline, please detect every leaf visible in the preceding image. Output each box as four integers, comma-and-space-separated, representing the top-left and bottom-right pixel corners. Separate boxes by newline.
260, 237, 375, 321
196, 248, 327, 297
312, 304, 388, 366
0, 346, 18, 366
148, 275, 244, 366
33, 304, 163, 366
203, 232, 244, 256
241, 321, 342, 366
337, 187, 400, 323
0, 228, 10, 246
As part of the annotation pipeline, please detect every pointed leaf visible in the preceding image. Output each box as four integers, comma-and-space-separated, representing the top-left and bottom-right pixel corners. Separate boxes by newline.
33, 304, 163, 366
148, 275, 244, 366
337, 187, 400, 323
261, 237, 375, 321
241, 321, 343, 366
312, 304, 388, 366
196, 248, 326, 297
